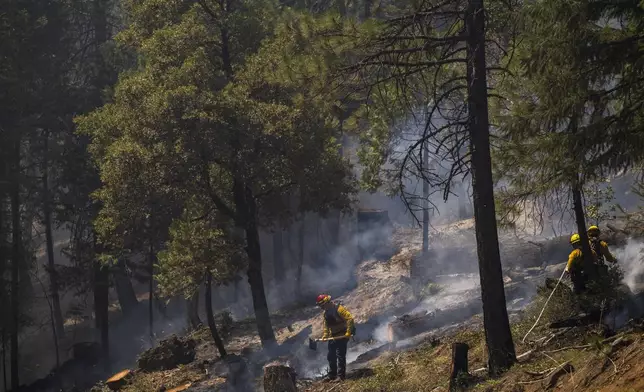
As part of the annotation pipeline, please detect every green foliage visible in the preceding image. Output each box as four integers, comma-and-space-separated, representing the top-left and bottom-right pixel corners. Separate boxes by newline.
492, 0, 644, 229
156, 200, 244, 298
584, 182, 616, 224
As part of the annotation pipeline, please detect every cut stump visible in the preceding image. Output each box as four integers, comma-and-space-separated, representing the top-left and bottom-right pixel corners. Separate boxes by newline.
448, 343, 469, 391
263, 362, 297, 392
106, 369, 132, 391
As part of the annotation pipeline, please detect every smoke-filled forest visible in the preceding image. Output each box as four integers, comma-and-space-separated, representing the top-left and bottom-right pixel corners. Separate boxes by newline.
2, 0, 644, 391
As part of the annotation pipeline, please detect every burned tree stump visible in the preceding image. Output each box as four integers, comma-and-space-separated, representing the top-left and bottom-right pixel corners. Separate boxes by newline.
448, 343, 469, 391
263, 362, 297, 392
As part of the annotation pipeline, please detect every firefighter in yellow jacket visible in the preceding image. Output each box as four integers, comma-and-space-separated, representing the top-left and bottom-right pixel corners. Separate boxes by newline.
587, 225, 617, 267
316, 294, 355, 382
565, 233, 591, 294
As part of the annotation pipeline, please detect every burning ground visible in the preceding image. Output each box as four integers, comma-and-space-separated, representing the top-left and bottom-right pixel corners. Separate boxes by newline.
89, 220, 644, 392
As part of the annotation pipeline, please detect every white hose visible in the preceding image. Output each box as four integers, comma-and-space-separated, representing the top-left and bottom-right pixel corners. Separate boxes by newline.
522, 268, 567, 343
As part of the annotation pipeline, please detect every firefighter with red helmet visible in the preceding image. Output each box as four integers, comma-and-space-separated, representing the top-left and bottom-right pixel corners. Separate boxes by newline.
316, 294, 355, 382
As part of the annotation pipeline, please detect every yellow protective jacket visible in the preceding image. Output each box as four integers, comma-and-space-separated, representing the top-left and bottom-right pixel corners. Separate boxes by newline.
589, 238, 617, 264
566, 248, 584, 273
321, 304, 354, 339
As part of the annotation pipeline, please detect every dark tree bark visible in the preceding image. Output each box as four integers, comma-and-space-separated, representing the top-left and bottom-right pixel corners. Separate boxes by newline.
572, 183, 596, 280
449, 343, 469, 391
2, 327, 6, 392
421, 136, 429, 255
364, 0, 372, 18
296, 217, 305, 298
113, 259, 138, 316
93, 257, 110, 371
232, 177, 276, 346
465, 0, 516, 375
10, 139, 21, 390
148, 246, 155, 343
206, 272, 227, 358
42, 131, 66, 338
187, 290, 202, 330
272, 230, 284, 285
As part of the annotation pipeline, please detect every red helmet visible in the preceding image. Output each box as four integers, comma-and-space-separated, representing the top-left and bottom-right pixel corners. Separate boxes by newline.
316, 294, 331, 305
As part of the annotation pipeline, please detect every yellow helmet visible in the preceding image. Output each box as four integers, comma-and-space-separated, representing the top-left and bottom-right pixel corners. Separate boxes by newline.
588, 225, 600, 235
570, 233, 581, 244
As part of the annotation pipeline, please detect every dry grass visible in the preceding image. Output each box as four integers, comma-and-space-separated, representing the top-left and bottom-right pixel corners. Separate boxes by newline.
120, 366, 206, 392
303, 316, 644, 392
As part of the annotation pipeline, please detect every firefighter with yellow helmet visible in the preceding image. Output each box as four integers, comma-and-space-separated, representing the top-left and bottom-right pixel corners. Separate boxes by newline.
565, 233, 590, 294
587, 225, 617, 267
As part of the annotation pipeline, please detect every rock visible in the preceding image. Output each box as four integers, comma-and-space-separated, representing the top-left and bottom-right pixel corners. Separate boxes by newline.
137, 335, 196, 372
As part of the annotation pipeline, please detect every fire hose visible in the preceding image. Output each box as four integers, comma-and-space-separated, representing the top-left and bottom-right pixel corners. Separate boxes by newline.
522, 268, 567, 343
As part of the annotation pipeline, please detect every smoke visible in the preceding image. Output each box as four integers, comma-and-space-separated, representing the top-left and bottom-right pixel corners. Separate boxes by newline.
612, 239, 644, 293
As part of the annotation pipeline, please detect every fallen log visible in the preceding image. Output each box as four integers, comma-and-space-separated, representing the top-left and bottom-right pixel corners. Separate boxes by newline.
448, 343, 469, 391
263, 362, 297, 392
106, 369, 132, 391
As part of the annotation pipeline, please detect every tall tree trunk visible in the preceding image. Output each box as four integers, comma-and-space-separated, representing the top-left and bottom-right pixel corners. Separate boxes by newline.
93, 258, 109, 371
572, 183, 596, 279
296, 217, 305, 298
205, 272, 227, 358
364, 0, 372, 18
187, 290, 202, 330
232, 177, 276, 346
42, 130, 66, 338
272, 231, 284, 285
466, 0, 516, 375
421, 137, 429, 255
148, 246, 155, 343
10, 139, 22, 390
2, 327, 6, 392
245, 218, 276, 346
113, 259, 138, 316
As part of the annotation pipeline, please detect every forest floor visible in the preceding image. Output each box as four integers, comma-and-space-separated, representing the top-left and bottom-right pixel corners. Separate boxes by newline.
91, 221, 644, 392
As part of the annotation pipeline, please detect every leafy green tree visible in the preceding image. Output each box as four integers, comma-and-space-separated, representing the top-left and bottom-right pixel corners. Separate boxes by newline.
492, 0, 644, 279
79, 0, 355, 347
157, 197, 244, 356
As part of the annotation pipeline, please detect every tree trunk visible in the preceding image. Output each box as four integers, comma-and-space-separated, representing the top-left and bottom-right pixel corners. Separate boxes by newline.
421, 135, 429, 255
245, 219, 276, 346
364, 0, 372, 18
148, 247, 155, 344
2, 327, 7, 392
272, 230, 284, 285
113, 259, 138, 316
466, 0, 516, 375
230, 171, 275, 345
93, 259, 110, 371
10, 139, 21, 391
205, 272, 227, 358
42, 131, 66, 339
572, 183, 596, 280
296, 217, 305, 298
187, 290, 202, 330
